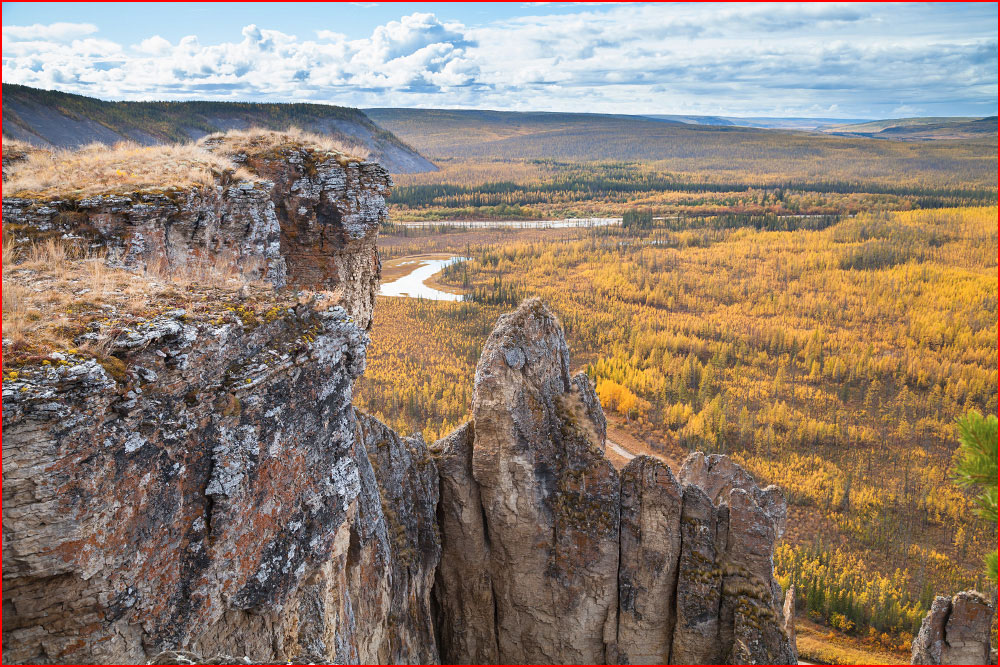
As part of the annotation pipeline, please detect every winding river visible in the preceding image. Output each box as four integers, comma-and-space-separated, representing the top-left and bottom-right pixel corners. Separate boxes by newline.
378, 256, 468, 301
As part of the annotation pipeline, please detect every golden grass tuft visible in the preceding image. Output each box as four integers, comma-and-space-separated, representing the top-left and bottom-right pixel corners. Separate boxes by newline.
3, 141, 254, 197
200, 126, 371, 160
1, 234, 271, 368
795, 620, 908, 665
2, 136, 41, 157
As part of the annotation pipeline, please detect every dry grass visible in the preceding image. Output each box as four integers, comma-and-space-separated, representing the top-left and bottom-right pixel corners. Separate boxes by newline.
1, 235, 272, 368
2, 136, 46, 181
3, 141, 253, 197
2, 136, 41, 158
200, 126, 371, 160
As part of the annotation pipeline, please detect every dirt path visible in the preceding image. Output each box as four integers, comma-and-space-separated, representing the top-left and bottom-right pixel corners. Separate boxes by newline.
606, 439, 635, 461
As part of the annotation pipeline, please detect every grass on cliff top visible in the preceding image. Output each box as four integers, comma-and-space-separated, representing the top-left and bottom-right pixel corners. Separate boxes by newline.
2, 141, 254, 198
199, 126, 371, 161
2, 136, 42, 161
1, 236, 280, 370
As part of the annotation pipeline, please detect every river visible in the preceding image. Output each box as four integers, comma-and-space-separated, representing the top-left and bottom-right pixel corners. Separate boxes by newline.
378, 256, 468, 301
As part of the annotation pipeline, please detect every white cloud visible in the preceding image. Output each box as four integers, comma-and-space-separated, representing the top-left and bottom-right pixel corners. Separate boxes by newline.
1, 6, 996, 117
135, 35, 172, 55
2, 21, 97, 42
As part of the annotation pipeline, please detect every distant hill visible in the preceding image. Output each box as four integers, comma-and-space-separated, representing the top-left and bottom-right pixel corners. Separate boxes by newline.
2, 84, 436, 173
824, 116, 997, 141
643, 115, 872, 130
642, 114, 737, 126
365, 108, 814, 161
364, 108, 996, 166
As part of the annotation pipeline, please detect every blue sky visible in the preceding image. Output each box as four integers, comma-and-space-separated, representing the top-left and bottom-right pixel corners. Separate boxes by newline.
2, 2, 997, 118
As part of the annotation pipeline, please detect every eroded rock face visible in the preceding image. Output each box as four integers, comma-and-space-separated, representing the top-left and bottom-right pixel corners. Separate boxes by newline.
911, 591, 993, 665
431, 422, 499, 665
203, 135, 391, 331
2, 182, 287, 288
470, 299, 621, 664
782, 585, 797, 664
2, 137, 391, 330
617, 456, 683, 664
2, 300, 439, 664
433, 299, 796, 665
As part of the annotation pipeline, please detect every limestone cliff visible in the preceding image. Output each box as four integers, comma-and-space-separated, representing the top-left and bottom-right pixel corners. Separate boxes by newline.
2, 136, 429, 664
2, 176, 288, 290
4, 143, 796, 665
201, 133, 389, 331
2, 131, 390, 330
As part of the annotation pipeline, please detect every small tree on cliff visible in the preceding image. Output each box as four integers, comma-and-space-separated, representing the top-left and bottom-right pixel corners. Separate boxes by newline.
951, 409, 998, 583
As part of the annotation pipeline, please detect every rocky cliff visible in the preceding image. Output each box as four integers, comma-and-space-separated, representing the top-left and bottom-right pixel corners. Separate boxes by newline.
3, 141, 796, 665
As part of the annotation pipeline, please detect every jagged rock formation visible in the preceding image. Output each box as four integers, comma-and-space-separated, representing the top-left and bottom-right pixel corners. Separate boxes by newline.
4, 143, 796, 665
911, 591, 993, 665
432, 299, 796, 665
2, 141, 429, 664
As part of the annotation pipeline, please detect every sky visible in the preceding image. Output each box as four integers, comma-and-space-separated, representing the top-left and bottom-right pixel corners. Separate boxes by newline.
2, 2, 997, 119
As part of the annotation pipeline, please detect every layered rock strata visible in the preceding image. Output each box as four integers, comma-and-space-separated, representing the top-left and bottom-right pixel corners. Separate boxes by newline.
202, 135, 390, 331
2, 132, 391, 329
2, 179, 287, 289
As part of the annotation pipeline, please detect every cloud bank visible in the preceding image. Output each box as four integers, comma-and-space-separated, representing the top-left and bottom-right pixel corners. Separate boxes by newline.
2, 3, 996, 117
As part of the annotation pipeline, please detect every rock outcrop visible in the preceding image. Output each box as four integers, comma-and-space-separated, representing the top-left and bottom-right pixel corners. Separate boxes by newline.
2, 177, 288, 289
911, 591, 993, 665
202, 134, 390, 331
782, 585, 797, 663
2, 131, 391, 329
4, 142, 797, 665
432, 299, 796, 665
2, 142, 429, 665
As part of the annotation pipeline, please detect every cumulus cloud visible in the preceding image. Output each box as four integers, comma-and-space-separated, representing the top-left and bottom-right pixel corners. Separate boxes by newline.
3, 21, 97, 41
1, 4, 996, 117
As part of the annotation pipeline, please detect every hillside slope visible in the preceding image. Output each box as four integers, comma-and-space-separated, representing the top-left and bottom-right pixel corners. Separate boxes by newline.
825, 116, 997, 141
365, 107, 996, 164
2, 84, 436, 173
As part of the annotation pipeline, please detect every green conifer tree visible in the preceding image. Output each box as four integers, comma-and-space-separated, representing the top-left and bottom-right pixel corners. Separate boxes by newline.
952, 410, 998, 582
